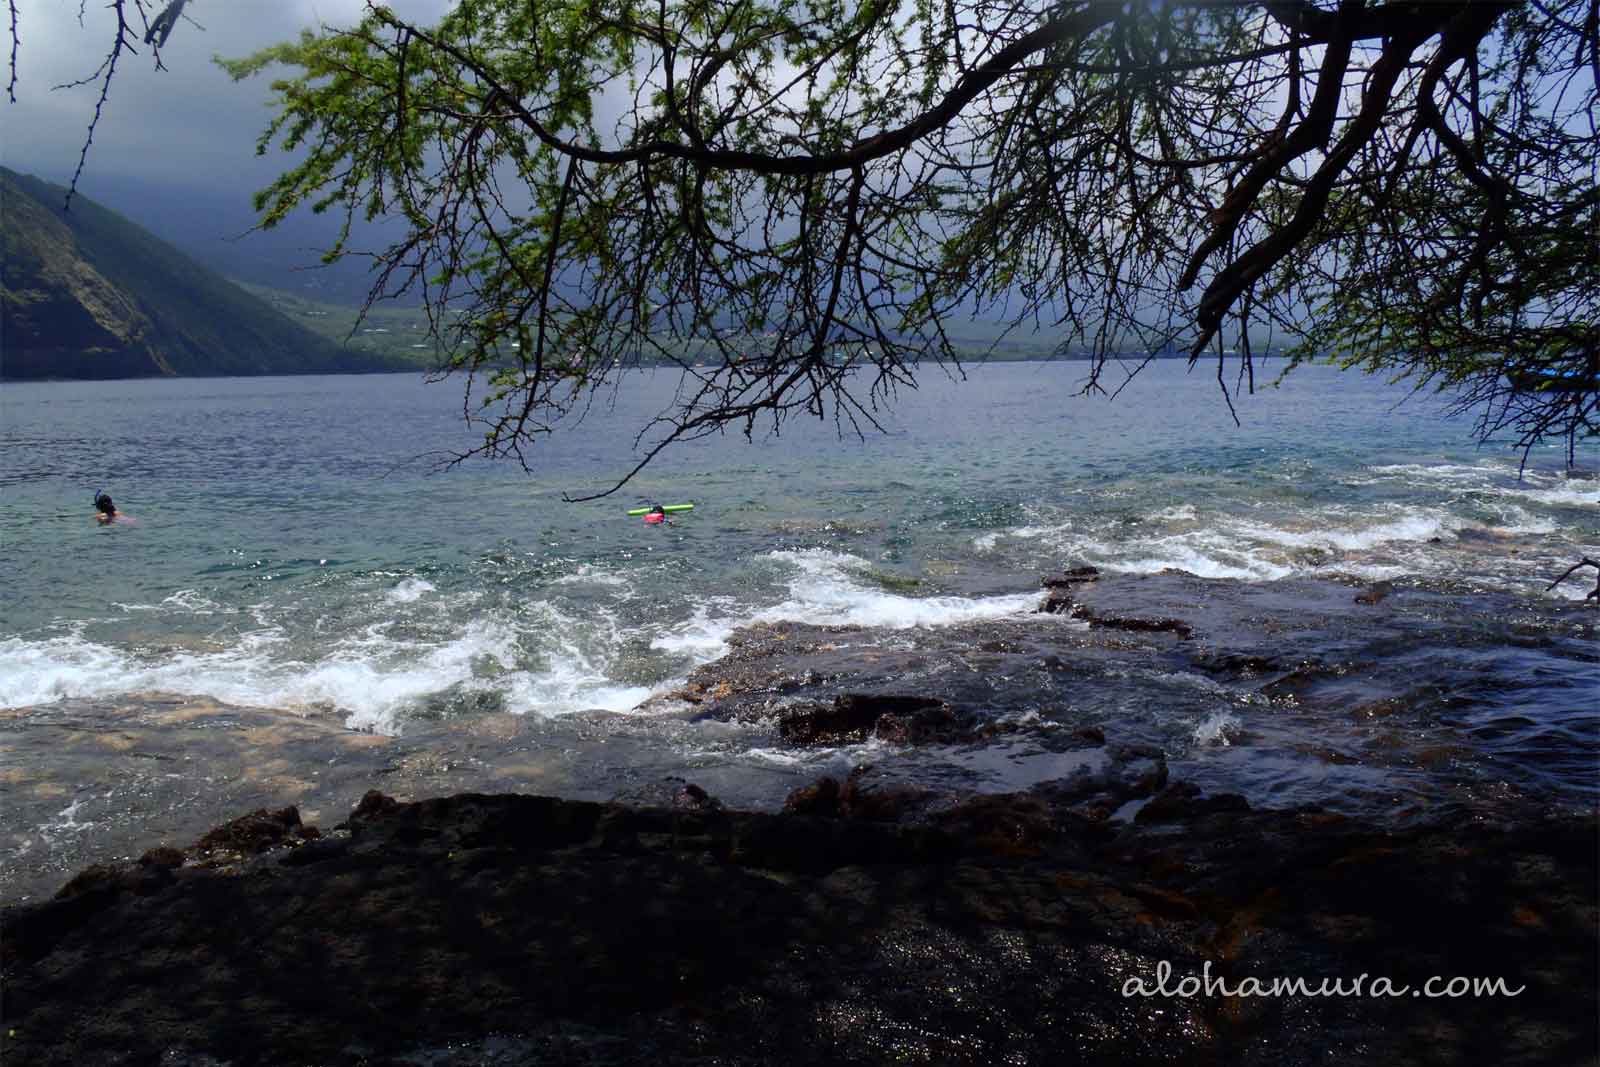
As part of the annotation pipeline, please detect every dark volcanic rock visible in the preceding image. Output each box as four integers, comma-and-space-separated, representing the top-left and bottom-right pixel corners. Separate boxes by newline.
1040, 567, 1100, 613
778, 693, 950, 744
1033, 743, 1171, 818
1355, 581, 1394, 605
1072, 604, 1195, 639
1134, 782, 1251, 823
194, 804, 320, 859
1043, 565, 1102, 587
1, 789, 1594, 1066
781, 765, 944, 823
1039, 586, 1077, 614
644, 621, 872, 722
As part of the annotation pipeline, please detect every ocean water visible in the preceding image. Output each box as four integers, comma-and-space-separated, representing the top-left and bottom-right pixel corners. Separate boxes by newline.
2, 362, 1596, 853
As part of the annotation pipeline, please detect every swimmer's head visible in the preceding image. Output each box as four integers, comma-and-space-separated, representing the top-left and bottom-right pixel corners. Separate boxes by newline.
94, 491, 116, 515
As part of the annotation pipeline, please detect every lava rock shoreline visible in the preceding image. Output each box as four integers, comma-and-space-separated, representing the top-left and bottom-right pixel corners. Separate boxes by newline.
3, 570, 1596, 1065
2, 782, 1594, 1066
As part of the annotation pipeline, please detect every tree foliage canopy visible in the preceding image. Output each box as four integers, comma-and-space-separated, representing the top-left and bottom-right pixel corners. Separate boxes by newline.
27, 1, 1600, 491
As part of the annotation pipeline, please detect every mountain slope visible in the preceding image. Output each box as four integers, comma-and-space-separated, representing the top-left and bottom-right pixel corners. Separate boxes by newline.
1, 168, 404, 379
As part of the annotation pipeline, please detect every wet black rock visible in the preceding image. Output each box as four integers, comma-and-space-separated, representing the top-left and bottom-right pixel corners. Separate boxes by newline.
193, 804, 320, 860
1040, 567, 1100, 614
1073, 605, 1196, 639
1134, 782, 1251, 824
1, 788, 1594, 1066
1042, 565, 1102, 587
1354, 581, 1394, 605
608, 777, 726, 813
1192, 651, 1291, 678
1039, 586, 1076, 614
781, 764, 944, 823
778, 693, 952, 744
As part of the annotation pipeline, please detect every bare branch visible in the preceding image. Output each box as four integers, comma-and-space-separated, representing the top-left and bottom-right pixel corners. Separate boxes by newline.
1547, 557, 1600, 600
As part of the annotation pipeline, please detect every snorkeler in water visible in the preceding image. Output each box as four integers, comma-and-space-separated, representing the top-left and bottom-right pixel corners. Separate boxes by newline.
625, 502, 692, 524
93, 490, 135, 525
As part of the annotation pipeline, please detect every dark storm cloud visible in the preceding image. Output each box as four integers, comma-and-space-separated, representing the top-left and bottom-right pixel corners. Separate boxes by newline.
1, 1, 450, 187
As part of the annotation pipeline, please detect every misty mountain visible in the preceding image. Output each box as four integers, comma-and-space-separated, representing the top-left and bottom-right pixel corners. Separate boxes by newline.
62, 171, 404, 307
1, 168, 409, 379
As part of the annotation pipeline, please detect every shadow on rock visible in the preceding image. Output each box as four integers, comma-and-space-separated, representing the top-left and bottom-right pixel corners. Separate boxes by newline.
5, 783, 1592, 1066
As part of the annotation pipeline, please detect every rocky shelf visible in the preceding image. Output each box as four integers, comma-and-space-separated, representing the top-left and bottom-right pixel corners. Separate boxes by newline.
2, 779, 1594, 1066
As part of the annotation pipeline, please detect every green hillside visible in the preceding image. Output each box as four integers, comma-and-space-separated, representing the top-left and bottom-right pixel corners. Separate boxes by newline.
0, 168, 418, 379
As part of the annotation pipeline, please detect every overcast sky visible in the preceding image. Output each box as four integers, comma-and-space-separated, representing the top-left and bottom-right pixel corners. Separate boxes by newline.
2, 0, 450, 190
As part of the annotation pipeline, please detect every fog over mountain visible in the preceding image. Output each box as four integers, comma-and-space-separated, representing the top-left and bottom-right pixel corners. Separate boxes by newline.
2, 1, 448, 302
71, 172, 406, 307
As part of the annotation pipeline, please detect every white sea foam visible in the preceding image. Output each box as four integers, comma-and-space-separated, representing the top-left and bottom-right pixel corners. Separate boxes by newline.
1365, 462, 1507, 484
552, 564, 636, 590
1364, 462, 1600, 508
385, 577, 436, 604
975, 488, 1583, 586
650, 603, 741, 659
733, 747, 817, 767
39, 798, 94, 840
1487, 506, 1560, 535
736, 737, 890, 766
115, 589, 223, 615
973, 524, 1057, 551
1112, 542, 1295, 581
498, 603, 656, 717
1229, 510, 1459, 552
976, 515, 1309, 581
0, 599, 651, 731
165, 589, 224, 613
1500, 482, 1600, 508
1193, 711, 1241, 746
0, 631, 285, 708
755, 549, 1041, 628
648, 549, 1041, 665
1336, 562, 1412, 582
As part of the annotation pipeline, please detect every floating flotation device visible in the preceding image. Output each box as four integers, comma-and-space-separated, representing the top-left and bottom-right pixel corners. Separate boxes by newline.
626, 504, 695, 516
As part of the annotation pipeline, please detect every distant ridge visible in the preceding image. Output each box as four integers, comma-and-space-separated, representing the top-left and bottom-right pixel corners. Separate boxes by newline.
0, 168, 404, 380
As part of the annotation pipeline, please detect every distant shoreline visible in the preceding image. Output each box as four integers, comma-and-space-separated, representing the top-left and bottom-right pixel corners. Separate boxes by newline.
2, 351, 1297, 384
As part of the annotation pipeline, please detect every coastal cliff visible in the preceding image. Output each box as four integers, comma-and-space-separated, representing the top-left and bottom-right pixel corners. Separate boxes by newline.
0, 168, 395, 379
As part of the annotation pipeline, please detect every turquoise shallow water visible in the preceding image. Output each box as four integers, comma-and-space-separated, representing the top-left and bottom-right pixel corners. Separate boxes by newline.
2, 361, 1596, 820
